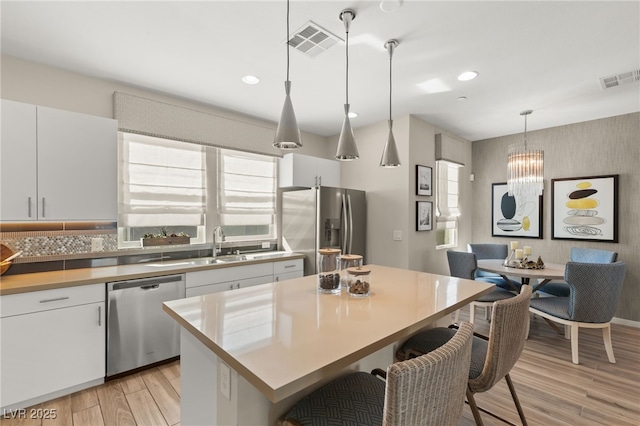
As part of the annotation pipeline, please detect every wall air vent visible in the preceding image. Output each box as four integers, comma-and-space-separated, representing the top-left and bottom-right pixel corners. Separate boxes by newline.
287, 21, 342, 58
599, 69, 640, 89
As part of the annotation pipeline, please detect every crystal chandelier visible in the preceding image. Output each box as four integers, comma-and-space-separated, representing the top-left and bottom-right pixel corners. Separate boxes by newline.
507, 110, 544, 197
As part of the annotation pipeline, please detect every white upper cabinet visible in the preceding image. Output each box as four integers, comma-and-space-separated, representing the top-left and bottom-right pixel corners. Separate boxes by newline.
1, 99, 118, 221
1, 100, 37, 221
279, 153, 341, 188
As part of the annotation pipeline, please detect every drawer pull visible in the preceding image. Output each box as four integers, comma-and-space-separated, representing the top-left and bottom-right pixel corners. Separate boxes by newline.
284, 264, 296, 269
39, 296, 70, 303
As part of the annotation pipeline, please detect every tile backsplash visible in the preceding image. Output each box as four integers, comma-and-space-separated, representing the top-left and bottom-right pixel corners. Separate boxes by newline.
0, 222, 119, 273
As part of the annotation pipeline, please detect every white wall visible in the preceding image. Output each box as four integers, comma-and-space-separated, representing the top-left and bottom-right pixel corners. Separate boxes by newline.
0, 55, 330, 158
330, 115, 473, 275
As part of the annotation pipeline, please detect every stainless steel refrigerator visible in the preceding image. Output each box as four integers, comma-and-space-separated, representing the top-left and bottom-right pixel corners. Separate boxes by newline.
282, 186, 366, 275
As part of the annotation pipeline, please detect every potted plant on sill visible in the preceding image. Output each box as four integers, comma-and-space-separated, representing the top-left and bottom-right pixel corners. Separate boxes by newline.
142, 228, 191, 246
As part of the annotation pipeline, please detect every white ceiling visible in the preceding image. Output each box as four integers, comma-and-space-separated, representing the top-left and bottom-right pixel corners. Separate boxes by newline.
2, 1, 639, 141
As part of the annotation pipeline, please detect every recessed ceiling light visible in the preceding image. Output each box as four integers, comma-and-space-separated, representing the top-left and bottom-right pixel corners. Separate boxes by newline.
348, 111, 359, 118
242, 75, 260, 85
457, 96, 468, 101
380, 0, 402, 13
457, 71, 478, 81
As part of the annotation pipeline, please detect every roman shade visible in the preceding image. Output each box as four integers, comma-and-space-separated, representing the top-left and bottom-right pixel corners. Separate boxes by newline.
114, 92, 282, 157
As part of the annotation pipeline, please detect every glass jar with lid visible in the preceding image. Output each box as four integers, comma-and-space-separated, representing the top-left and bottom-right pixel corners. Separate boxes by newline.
347, 266, 371, 297
317, 248, 341, 294
340, 254, 363, 289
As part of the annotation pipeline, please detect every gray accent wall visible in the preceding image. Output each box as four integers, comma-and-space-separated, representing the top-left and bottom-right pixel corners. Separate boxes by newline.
472, 113, 639, 321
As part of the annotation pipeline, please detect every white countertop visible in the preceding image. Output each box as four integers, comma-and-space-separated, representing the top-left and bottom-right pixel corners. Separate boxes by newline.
0, 252, 304, 295
163, 264, 495, 403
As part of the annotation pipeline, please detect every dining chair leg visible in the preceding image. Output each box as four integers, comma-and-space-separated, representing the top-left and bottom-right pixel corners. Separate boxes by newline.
570, 324, 580, 364
505, 373, 528, 426
466, 388, 484, 426
470, 304, 476, 325
602, 324, 616, 363
564, 324, 570, 339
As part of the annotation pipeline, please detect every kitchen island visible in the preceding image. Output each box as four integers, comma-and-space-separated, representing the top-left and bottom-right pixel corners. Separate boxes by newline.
163, 264, 494, 425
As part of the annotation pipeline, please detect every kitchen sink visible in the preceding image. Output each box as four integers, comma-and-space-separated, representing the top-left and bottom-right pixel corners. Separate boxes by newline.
206, 254, 248, 263
146, 252, 288, 268
146, 255, 246, 267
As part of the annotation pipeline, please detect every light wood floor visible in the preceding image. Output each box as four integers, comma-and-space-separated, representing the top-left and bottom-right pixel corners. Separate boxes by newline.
2, 307, 638, 426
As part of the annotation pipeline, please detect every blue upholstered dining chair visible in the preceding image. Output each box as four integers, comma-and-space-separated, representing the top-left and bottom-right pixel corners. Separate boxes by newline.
447, 250, 515, 324
538, 247, 618, 297
528, 261, 626, 364
468, 243, 521, 291
279, 322, 475, 426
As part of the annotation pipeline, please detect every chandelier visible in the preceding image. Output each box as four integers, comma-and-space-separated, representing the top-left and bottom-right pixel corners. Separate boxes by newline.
507, 110, 544, 197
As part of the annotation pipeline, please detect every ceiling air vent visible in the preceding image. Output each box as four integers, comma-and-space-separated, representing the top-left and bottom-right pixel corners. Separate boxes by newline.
287, 21, 342, 58
599, 69, 640, 89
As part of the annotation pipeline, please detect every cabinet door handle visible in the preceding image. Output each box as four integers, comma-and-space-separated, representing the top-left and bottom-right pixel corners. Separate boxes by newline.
98, 305, 102, 327
28, 197, 32, 218
235, 283, 240, 289
275, 276, 280, 282
42, 197, 46, 217
229, 284, 234, 290
318, 176, 322, 187
39, 296, 70, 303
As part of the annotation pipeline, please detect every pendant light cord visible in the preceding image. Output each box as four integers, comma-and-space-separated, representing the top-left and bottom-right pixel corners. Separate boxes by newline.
523, 113, 528, 149
286, 0, 290, 82
389, 47, 392, 120
345, 29, 349, 105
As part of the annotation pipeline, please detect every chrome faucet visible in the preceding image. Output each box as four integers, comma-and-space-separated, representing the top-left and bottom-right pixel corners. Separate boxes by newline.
212, 226, 225, 257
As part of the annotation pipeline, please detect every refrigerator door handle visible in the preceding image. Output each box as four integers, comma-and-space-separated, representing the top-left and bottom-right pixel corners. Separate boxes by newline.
341, 193, 348, 254
347, 194, 354, 254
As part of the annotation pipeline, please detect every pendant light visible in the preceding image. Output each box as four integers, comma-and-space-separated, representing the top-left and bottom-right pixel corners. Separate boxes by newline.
334, 9, 359, 161
273, 0, 302, 149
507, 110, 544, 197
380, 39, 400, 168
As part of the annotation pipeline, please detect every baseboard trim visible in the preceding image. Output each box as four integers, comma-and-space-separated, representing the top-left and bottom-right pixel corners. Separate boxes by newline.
1, 378, 104, 412
612, 317, 640, 328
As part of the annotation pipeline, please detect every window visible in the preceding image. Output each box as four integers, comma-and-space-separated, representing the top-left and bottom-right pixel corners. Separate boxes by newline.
217, 149, 277, 240
435, 160, 462, 248
118, 133, 207, 246
118, 134, 278, 247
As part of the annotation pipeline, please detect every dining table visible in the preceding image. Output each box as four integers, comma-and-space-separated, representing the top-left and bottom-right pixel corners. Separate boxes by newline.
163, 264, 495, 425
476, 259, 566, 293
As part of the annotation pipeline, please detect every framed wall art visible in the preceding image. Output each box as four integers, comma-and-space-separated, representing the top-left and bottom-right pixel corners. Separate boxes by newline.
416, 201, 433, 231
552, 174, 618, 242
491, 182, 543, 239
416, 165, 432, 196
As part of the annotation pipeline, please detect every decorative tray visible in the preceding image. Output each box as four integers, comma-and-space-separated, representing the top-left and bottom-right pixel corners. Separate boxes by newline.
504, 256, 545, 270
514, 261, 545, 270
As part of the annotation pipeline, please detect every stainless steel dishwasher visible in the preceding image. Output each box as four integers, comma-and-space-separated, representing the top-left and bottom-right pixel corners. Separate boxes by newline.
106, 274, 185, 377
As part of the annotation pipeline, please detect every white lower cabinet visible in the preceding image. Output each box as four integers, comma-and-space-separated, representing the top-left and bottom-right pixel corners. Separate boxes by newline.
0, 284, 105, 410
274, 259, 304, 282
186, 263, 273, 297
186, 258, 304, 297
